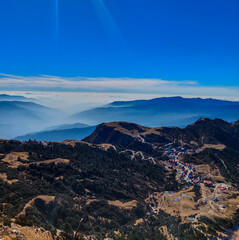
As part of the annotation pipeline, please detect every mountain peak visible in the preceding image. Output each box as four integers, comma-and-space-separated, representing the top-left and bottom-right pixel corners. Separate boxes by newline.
83, 121, 150, 148
102, 121, 150, 133
197, 117, 210, 121
193, 117, 229, 126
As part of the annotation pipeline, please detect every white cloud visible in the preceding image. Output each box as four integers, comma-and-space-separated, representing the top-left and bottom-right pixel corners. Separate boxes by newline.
0, 73, 238, 99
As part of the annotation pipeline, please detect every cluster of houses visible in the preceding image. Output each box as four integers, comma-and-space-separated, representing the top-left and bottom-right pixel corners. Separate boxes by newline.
217, 185, 229, 194
162, 143, 231, 210
162, 144, 200, 184
162, 143, 230, 192
178, 163, 200, 185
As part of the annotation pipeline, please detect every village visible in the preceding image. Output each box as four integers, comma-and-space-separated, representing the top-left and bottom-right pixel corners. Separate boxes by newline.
145, 142, 238, 223
162, 142, 230, 193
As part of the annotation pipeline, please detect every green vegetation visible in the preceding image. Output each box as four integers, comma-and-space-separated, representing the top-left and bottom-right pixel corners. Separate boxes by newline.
0, 140, 175, 238
1, 117, 239, 239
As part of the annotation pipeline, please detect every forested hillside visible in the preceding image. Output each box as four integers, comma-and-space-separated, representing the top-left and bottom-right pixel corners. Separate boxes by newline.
0, 118, 239, 239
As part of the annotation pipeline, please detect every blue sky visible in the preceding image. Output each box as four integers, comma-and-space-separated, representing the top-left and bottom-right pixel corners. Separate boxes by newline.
0, 0, 238, 93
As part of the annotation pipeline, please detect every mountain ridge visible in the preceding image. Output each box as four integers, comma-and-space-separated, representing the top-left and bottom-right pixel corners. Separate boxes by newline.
14, 125, 96, 142
0, 94, 34, 101
83, 118, 239, 149
72, 97, 239, 127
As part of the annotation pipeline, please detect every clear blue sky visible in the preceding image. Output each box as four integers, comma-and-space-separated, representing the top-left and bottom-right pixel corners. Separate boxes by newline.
0, 0, 238, 87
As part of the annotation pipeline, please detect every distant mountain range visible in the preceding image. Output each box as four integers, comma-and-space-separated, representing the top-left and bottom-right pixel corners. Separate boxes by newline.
0, 94, 34, 101
72, 97, 239, 127
2, 96, 239, 141
0, 101, 61, 139
43, 123, 90, 131
14, 124, 96, 142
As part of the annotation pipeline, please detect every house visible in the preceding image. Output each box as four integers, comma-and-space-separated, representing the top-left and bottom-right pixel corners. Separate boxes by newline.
204, 180, 213, 185
222, 190, 229, 194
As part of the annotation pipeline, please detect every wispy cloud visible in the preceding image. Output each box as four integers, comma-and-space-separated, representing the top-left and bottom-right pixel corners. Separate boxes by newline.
0, 73, 238, 99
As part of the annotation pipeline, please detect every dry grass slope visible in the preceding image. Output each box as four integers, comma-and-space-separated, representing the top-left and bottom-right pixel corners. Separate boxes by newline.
107, 200, 137, 210
17, 195, 55, 217
147, 184, 239, 223
0, 223, 54, 240
1, 152, 29, 168
0, 173, 18, 184
32, 158, 69, 165
196, 144, 226, 153
1, 151, 69, 168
